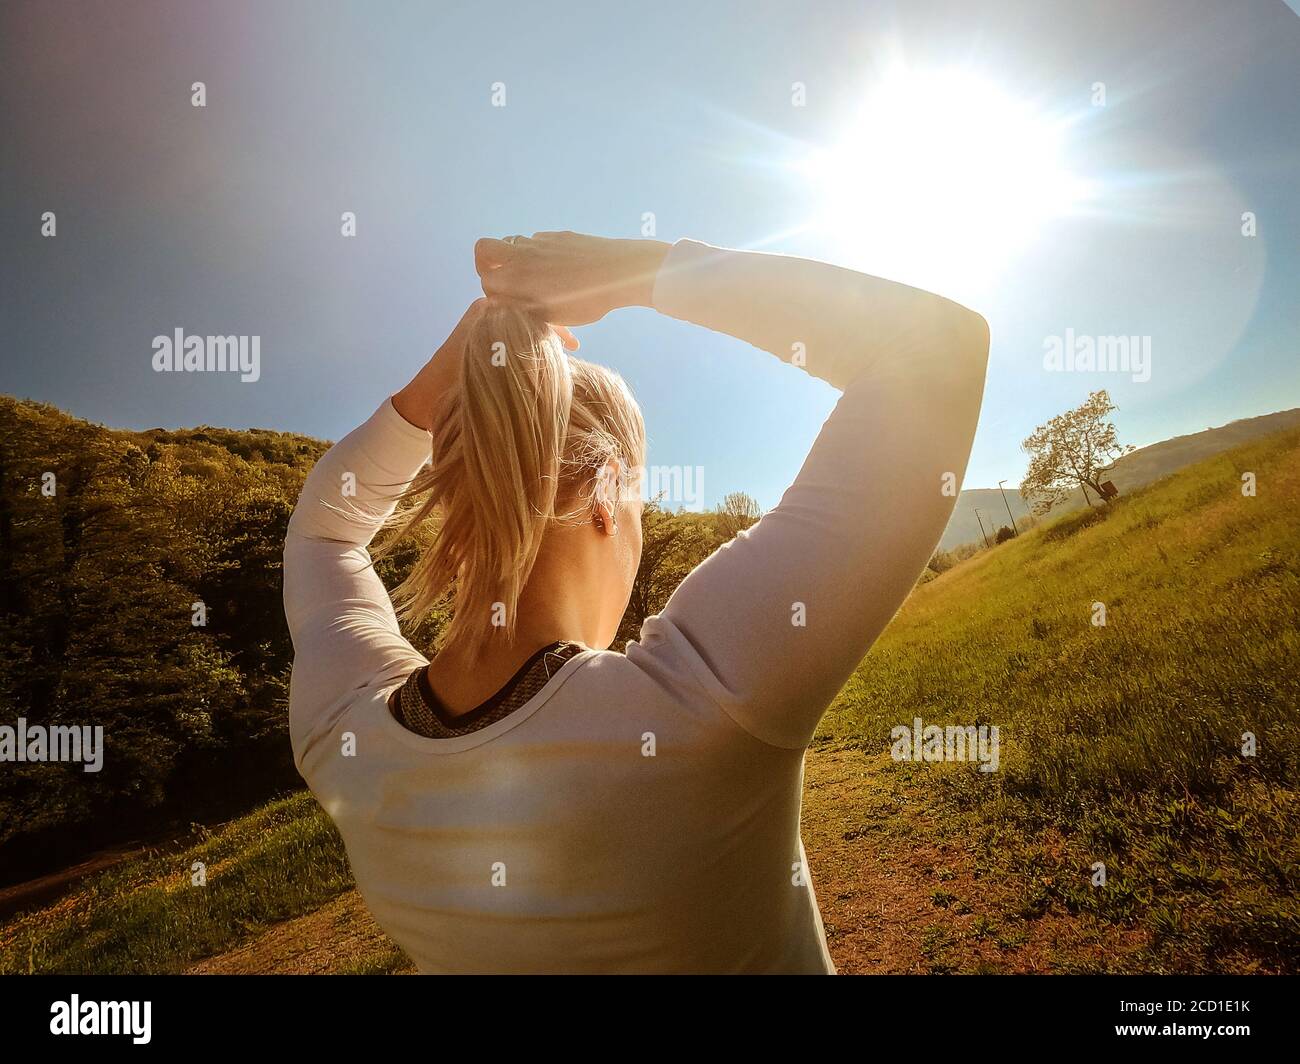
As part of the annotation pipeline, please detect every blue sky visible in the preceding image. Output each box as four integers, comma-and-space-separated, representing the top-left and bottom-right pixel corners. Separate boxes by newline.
3, 0, 1298, 508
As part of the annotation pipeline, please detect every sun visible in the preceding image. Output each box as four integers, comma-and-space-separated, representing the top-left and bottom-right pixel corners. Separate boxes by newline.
799, 67, 1088, 301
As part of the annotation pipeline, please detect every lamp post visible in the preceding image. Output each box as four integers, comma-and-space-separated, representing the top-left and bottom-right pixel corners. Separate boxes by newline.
974, 508, 991, 549
997, 480, 1019, 537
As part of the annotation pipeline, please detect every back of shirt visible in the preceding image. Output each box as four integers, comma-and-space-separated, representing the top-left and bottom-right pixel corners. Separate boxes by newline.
284, 238, 988, 973
300, 634, 833, 973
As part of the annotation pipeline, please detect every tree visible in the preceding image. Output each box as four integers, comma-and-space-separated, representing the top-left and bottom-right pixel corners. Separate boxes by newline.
616, 504, 715, 648
1020, 390, 1135, 515
995, 525, 1016, 544
715, 491, 761, 540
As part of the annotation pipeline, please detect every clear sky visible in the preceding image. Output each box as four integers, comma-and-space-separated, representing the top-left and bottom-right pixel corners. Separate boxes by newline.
3, 0, 1298, 508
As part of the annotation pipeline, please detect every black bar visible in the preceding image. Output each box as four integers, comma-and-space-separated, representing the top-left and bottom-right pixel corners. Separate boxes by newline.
2, 974, 1294, 1051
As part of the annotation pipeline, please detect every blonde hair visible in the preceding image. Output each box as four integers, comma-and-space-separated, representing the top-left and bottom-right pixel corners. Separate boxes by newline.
384, 302, 645, 661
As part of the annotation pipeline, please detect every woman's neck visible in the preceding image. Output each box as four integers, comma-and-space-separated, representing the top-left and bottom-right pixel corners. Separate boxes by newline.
425, 610, 591, 718
426, 536, 609, 717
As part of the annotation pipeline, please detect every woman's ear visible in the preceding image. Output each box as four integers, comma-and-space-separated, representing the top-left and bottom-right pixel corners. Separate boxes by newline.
593, 498, 618, 536
592, 459, 620, 536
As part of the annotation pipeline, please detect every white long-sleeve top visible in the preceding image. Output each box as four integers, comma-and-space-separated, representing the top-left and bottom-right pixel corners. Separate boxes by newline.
284, 239, 988, 974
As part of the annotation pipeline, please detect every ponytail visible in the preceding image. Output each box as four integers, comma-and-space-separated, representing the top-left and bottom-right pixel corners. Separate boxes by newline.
384, 303, 644, 662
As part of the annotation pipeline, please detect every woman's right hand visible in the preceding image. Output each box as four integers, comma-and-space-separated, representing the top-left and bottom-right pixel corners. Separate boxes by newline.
474, 231, 669, 326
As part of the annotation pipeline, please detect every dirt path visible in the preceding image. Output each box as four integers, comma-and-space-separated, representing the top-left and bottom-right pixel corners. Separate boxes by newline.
803, 739, 1073, 972
184, 739, 1126, 974
0, 847, 145, 922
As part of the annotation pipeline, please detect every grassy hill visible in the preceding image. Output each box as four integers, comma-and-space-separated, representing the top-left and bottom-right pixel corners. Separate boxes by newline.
940, 406, 1300, 549
2, 426, 1297, 974
825, 423, 1300, 971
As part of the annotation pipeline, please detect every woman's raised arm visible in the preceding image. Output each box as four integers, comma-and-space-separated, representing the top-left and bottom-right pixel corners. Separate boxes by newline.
481, 233, 989, 749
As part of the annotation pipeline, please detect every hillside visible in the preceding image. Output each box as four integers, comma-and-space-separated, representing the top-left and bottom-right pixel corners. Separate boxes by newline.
825, 424, 1300, 971
3, 424, 1297, 974
0, 397, 329, 882
939, 406, 1300, 548
940, 485, 1034, 548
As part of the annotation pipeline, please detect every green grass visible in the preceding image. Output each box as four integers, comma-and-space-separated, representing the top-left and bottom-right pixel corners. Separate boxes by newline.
820, 428, 1300, 972
0, 792, 354, 974
4, 429, 1298, 974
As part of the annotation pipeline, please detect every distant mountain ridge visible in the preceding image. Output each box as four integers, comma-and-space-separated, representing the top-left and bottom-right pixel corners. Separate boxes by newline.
940, 407, 1300, 549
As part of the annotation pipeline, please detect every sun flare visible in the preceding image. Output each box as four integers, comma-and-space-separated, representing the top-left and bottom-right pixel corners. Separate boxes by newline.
800, 68, 1089, 300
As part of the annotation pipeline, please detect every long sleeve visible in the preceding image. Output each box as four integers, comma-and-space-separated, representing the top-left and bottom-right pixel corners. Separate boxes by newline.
632, 240, 989, 749
283, 398, 432, 767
